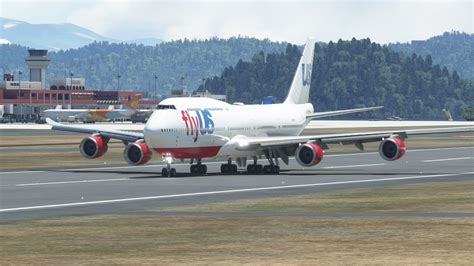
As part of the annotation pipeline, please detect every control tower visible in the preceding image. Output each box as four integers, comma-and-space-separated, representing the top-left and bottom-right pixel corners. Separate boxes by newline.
25, 49, 50, 89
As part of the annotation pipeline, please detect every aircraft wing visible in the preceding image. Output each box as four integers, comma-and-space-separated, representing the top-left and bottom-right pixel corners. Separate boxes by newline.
306, 106, 383, 119
46, 118, 143, 142
235, 126, 474, 151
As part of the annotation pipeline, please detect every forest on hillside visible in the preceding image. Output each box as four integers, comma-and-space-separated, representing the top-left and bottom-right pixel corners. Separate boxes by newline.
0, 37, 287, 94
389, 31, 474, 80
202, 38, 473, 120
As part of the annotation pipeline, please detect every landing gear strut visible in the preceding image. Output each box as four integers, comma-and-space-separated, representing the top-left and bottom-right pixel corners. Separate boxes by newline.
190, 158, 207, 175
262, 150, 280, 174
247, 157, 263, 174
221, 158, 238, 174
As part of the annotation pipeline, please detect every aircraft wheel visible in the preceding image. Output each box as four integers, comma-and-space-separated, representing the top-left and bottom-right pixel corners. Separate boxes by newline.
221, 164, 230, 174
191, 164, 207, 175
247, 164, 254, 174
274, 165, 280, 174
190, 165, 198, 175
162, 168, 169, 177
170, 168, 177, 177
263, 165, 271, 174
263, 165, 279, 175
255, 164, 263, 173
232, 164, 237, 173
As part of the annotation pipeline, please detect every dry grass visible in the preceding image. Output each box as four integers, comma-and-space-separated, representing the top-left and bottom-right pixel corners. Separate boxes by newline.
1, 216, 473, 264
161, 180, 474, 213
1, 181, 474, 264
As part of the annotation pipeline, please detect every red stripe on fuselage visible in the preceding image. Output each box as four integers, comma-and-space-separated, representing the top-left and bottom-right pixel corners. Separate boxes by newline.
154, 146, 221, 158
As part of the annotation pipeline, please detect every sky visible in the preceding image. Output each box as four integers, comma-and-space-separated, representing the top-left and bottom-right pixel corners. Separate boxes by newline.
1, 0, 472, 44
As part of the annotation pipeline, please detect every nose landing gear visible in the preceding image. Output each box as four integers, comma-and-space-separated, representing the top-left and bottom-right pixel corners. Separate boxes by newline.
161, 155, 177, 177
161, 167, 176, 177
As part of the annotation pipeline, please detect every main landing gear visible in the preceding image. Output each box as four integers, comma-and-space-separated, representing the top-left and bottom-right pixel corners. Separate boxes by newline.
246, 157, 263, 174
263, 164, 280, 174
190, 158, 207, 175
221, 159, 238, 174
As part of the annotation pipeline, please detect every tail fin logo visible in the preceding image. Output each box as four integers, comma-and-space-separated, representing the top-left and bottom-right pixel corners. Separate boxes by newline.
126, 95, 141, 110
302, 63, 312, 86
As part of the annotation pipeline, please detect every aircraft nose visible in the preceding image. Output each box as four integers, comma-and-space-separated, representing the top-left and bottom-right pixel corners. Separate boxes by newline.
143, 119, 161, 148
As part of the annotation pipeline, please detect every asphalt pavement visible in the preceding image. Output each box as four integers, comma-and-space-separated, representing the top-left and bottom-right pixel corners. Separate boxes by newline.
1, 146, 473, 220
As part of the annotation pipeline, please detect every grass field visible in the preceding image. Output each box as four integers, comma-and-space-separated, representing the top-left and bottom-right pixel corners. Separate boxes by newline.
1, 180, 473, 264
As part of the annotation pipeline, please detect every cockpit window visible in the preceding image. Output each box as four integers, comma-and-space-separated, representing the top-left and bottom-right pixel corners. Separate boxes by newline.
156, 104, 176, 110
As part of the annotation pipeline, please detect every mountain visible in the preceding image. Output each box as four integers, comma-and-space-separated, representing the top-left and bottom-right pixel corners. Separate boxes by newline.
0, 17, 168, 50
202, 39, 473, 120
0, 37, 288, 94
389, 31, 474, 80
0, 17, 118, 51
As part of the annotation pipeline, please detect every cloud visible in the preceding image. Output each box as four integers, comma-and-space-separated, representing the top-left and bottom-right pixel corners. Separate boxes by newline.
2, 0, 472, 44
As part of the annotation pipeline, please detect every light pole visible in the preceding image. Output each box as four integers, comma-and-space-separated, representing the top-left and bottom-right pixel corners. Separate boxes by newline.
69, 71, 74, 90
154, 75, 158, 99
18, 70, 22, 89
202, 78, 206, 96
18, 70, 23, 119
117, 74, 121, 91
117, 74, 121, 103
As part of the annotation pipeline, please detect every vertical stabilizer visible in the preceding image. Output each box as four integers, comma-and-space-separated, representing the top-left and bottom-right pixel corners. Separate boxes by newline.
283, 39, 316, 105
125, 94, 141, 111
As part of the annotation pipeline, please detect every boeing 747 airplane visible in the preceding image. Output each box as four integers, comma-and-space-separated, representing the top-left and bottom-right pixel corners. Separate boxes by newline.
47, 39, 473, 176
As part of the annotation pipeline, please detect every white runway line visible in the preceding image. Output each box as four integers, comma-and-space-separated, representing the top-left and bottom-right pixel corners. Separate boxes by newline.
422, 157, 473, 163
1, 171, 473, 213
322, 163, 386, 169
15, 178, 130, 187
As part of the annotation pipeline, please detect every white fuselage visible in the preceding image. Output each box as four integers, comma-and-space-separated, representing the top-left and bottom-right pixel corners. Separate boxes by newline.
144, 97, 313, 159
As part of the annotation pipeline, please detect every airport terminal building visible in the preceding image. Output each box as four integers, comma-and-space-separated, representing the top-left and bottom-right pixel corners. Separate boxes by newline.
0, 49, 158, 121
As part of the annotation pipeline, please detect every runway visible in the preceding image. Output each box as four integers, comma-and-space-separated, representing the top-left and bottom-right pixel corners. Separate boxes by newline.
1, 146, 473, 220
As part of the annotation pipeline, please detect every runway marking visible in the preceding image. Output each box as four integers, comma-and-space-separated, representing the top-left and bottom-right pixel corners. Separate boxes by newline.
0, 146, 472, 175
15, 178, 129, 187
322, 163, 386, 169
422, 157, 473, 163
0, 170, 47, 175
1, 171, 473, 213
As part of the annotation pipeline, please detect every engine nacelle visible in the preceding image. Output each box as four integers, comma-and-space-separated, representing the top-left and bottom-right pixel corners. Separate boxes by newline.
79, 135, 108, 159
379, 137, 406, 161
295, 142, 324, 167
124, 141, 152, 166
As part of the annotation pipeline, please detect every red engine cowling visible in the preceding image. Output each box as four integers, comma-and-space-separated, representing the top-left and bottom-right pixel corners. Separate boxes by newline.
79, 135, 108, 159
379, 137, 406, 161
295, 143, 324, 167
124, 142, 152, 166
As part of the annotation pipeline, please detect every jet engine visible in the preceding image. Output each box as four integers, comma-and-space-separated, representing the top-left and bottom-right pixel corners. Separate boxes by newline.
379, 137, 406, 161
295, 142, 324, 167
124, 141, 152, 166
79, 135, 108, 159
